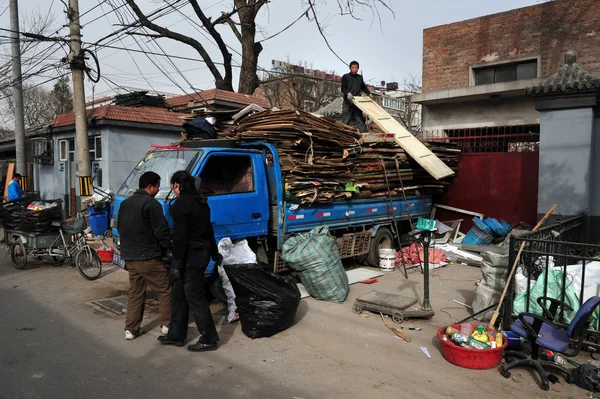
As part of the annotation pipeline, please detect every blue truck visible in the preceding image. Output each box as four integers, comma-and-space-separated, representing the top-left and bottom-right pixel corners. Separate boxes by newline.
111, 141, 432, 273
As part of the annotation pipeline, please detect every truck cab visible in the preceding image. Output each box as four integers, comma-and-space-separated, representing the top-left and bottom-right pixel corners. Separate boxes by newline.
111, 142, 272, 272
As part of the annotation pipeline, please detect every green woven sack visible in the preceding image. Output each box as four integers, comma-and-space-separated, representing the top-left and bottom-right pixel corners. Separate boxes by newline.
282, 226, 349, 303
513, 269, 580, 323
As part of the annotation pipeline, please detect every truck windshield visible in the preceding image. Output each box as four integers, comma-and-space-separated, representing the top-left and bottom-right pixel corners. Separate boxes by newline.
117, 150, 202, 199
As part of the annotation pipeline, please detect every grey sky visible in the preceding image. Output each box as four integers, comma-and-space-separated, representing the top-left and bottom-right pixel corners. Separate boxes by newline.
1, 0, 540, 97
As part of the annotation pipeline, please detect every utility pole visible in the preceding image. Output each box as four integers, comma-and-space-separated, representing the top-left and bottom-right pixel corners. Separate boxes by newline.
9, 0, 27, 190
68, 0, 92, 201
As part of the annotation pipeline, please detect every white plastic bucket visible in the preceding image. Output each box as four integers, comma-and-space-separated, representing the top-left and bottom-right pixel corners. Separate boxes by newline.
378, 248, 396, 272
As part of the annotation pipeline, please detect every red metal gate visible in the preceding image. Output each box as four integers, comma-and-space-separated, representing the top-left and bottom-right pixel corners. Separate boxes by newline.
421, 125, 540, 228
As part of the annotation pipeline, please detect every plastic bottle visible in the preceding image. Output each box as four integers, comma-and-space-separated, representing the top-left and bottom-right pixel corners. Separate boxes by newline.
495, 332, 504, 347
460, 323, 474, 336
471, 324, 489, 344
468, 338, 490, 350
554, 354, 567, 365
451, 333, 469, 345
446, 326, 460, 336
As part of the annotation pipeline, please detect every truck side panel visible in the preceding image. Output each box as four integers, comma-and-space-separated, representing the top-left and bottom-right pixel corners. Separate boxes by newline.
284, 196, 432, 233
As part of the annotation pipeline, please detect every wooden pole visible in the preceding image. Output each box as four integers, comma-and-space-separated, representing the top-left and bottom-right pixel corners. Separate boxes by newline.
487, 204, 558, 329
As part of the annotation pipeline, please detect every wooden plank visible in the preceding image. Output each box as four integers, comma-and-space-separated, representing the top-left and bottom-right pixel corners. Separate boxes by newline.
3, 162, 14, 202
351, 96, 455, 180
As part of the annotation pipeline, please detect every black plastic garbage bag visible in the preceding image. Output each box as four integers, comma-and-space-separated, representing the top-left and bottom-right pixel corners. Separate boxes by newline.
223, 263, 300, 339
183, 116, 217, 139
574, 364, 600, 392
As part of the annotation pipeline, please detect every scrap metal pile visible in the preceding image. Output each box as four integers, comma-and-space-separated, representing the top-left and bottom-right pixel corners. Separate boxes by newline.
221, 109, 459, 204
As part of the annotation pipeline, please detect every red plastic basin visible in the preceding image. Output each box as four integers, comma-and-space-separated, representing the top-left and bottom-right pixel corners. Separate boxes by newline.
437, 323, 508, 369
96, 249, 114, 263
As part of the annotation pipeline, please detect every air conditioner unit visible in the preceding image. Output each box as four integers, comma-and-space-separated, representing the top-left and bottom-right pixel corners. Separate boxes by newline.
27, 138, 54, 164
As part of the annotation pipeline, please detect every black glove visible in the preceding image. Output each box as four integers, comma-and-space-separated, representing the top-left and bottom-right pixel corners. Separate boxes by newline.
162, 248, 173, 266
212, 253, 223, 267
168, 267, 182, 283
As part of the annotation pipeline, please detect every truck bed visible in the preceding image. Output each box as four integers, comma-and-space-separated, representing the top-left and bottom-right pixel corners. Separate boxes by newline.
273, 195, 432, 234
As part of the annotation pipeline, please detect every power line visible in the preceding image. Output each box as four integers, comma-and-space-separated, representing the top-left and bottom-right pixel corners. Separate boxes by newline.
97, 1, 160, 95
89, 0, 186, 47
78, 0, 110, 22
0, 72, 69, 103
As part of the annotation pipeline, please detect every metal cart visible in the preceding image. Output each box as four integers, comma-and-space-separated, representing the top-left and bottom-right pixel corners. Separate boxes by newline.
6, 214, 103, 280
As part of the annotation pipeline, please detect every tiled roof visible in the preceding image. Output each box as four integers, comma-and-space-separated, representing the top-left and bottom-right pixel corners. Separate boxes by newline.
315, 97, 344, 116
527, 52, 600, 96
165, 89, 271, 109
50, 105, 188, 128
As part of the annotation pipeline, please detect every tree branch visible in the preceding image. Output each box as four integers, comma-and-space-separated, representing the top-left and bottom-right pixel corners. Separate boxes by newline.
188, 0, 233, 88
307, 0, 346, 65
124, 0, 231, 90
225, 17, 243, 43
212, 1, 270, 26
125, 32, 165, 39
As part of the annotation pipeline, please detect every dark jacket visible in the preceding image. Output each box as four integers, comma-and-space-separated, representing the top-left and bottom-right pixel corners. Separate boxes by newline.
170, 191, 218, 269
341, 72, 370, 102
118, 189, 171, 261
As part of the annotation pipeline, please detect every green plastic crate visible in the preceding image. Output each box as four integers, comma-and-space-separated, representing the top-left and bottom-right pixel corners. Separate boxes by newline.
416, 217, 436, 231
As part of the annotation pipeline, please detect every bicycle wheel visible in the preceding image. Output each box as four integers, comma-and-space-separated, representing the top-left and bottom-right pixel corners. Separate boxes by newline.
75, 247, 102, 280
10, 242, 27, 270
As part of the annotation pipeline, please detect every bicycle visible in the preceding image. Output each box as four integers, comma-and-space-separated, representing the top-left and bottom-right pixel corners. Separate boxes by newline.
7, 213, 103, 280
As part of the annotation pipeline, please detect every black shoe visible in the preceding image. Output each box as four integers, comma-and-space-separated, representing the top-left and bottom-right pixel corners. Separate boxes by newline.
157, 335, 184, 347
187, 341, 218, 352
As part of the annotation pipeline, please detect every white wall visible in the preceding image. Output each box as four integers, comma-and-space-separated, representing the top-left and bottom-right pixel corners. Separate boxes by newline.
34, 126, 180, 202
105, 127, 179, 193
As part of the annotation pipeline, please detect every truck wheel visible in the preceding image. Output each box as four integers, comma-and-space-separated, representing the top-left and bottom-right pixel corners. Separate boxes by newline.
367, 227, 395, 267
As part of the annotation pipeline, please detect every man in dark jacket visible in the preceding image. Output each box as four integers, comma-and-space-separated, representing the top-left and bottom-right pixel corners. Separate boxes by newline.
118, 171, 172, 340
158, 171, 222, 352
341, 60, 371, 133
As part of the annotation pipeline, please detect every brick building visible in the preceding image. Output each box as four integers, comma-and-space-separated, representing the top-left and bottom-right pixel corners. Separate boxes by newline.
412, 0, 600, 132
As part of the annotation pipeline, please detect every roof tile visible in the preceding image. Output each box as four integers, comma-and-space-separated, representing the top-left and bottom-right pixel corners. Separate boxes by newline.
527, 52, 600, 96
50, 105, 188, 128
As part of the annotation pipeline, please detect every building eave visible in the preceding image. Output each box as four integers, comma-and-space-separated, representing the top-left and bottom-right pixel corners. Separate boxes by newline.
412, 78, 543, 105
49, 119, 183, 134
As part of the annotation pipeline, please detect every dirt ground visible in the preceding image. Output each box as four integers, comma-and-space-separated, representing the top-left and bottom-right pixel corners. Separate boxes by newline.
0, 253, 594, 398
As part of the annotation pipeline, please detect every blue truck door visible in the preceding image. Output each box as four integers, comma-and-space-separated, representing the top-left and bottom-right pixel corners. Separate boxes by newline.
195, 151, 269, 240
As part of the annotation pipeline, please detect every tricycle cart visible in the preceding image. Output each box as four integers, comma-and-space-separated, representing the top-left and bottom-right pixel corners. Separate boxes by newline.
6, 213, 102, 280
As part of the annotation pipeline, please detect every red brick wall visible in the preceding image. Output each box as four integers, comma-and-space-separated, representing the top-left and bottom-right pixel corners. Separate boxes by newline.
422, 0, 600, 93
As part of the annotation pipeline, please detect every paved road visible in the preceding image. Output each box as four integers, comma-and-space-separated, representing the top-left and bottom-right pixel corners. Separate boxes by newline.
0, 261, 306, 399
0, 253, 586, 399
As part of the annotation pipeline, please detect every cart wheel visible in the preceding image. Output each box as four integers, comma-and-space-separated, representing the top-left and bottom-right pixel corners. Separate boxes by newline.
104, 230, 112, 238
352, 303, 363, 314
75, 248, 102, 281
392, 312, 405, 325
11, 242, 27, 270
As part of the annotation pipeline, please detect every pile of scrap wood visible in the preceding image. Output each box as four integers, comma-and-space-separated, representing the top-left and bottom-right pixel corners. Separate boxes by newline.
223, 109, 460, 204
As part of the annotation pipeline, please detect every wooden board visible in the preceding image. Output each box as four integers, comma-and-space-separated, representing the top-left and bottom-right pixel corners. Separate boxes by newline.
3, 162, 14, 202
352, 96, 455, 180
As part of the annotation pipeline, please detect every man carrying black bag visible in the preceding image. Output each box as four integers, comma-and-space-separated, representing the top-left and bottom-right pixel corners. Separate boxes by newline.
158, 171, 223, 352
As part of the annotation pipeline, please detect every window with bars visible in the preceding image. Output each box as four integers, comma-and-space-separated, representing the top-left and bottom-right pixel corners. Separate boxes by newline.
474, 60, 538, 86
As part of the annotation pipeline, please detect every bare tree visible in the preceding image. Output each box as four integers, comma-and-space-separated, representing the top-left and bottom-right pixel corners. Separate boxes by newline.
0, 10, 59, 93
121, 0, 392, 94
401, 73, 422, 132
259, 61, 339, 111
0, 10, 63, 129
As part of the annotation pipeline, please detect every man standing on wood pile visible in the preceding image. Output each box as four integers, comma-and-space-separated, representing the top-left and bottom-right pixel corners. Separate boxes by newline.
341, 60, 371, 133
